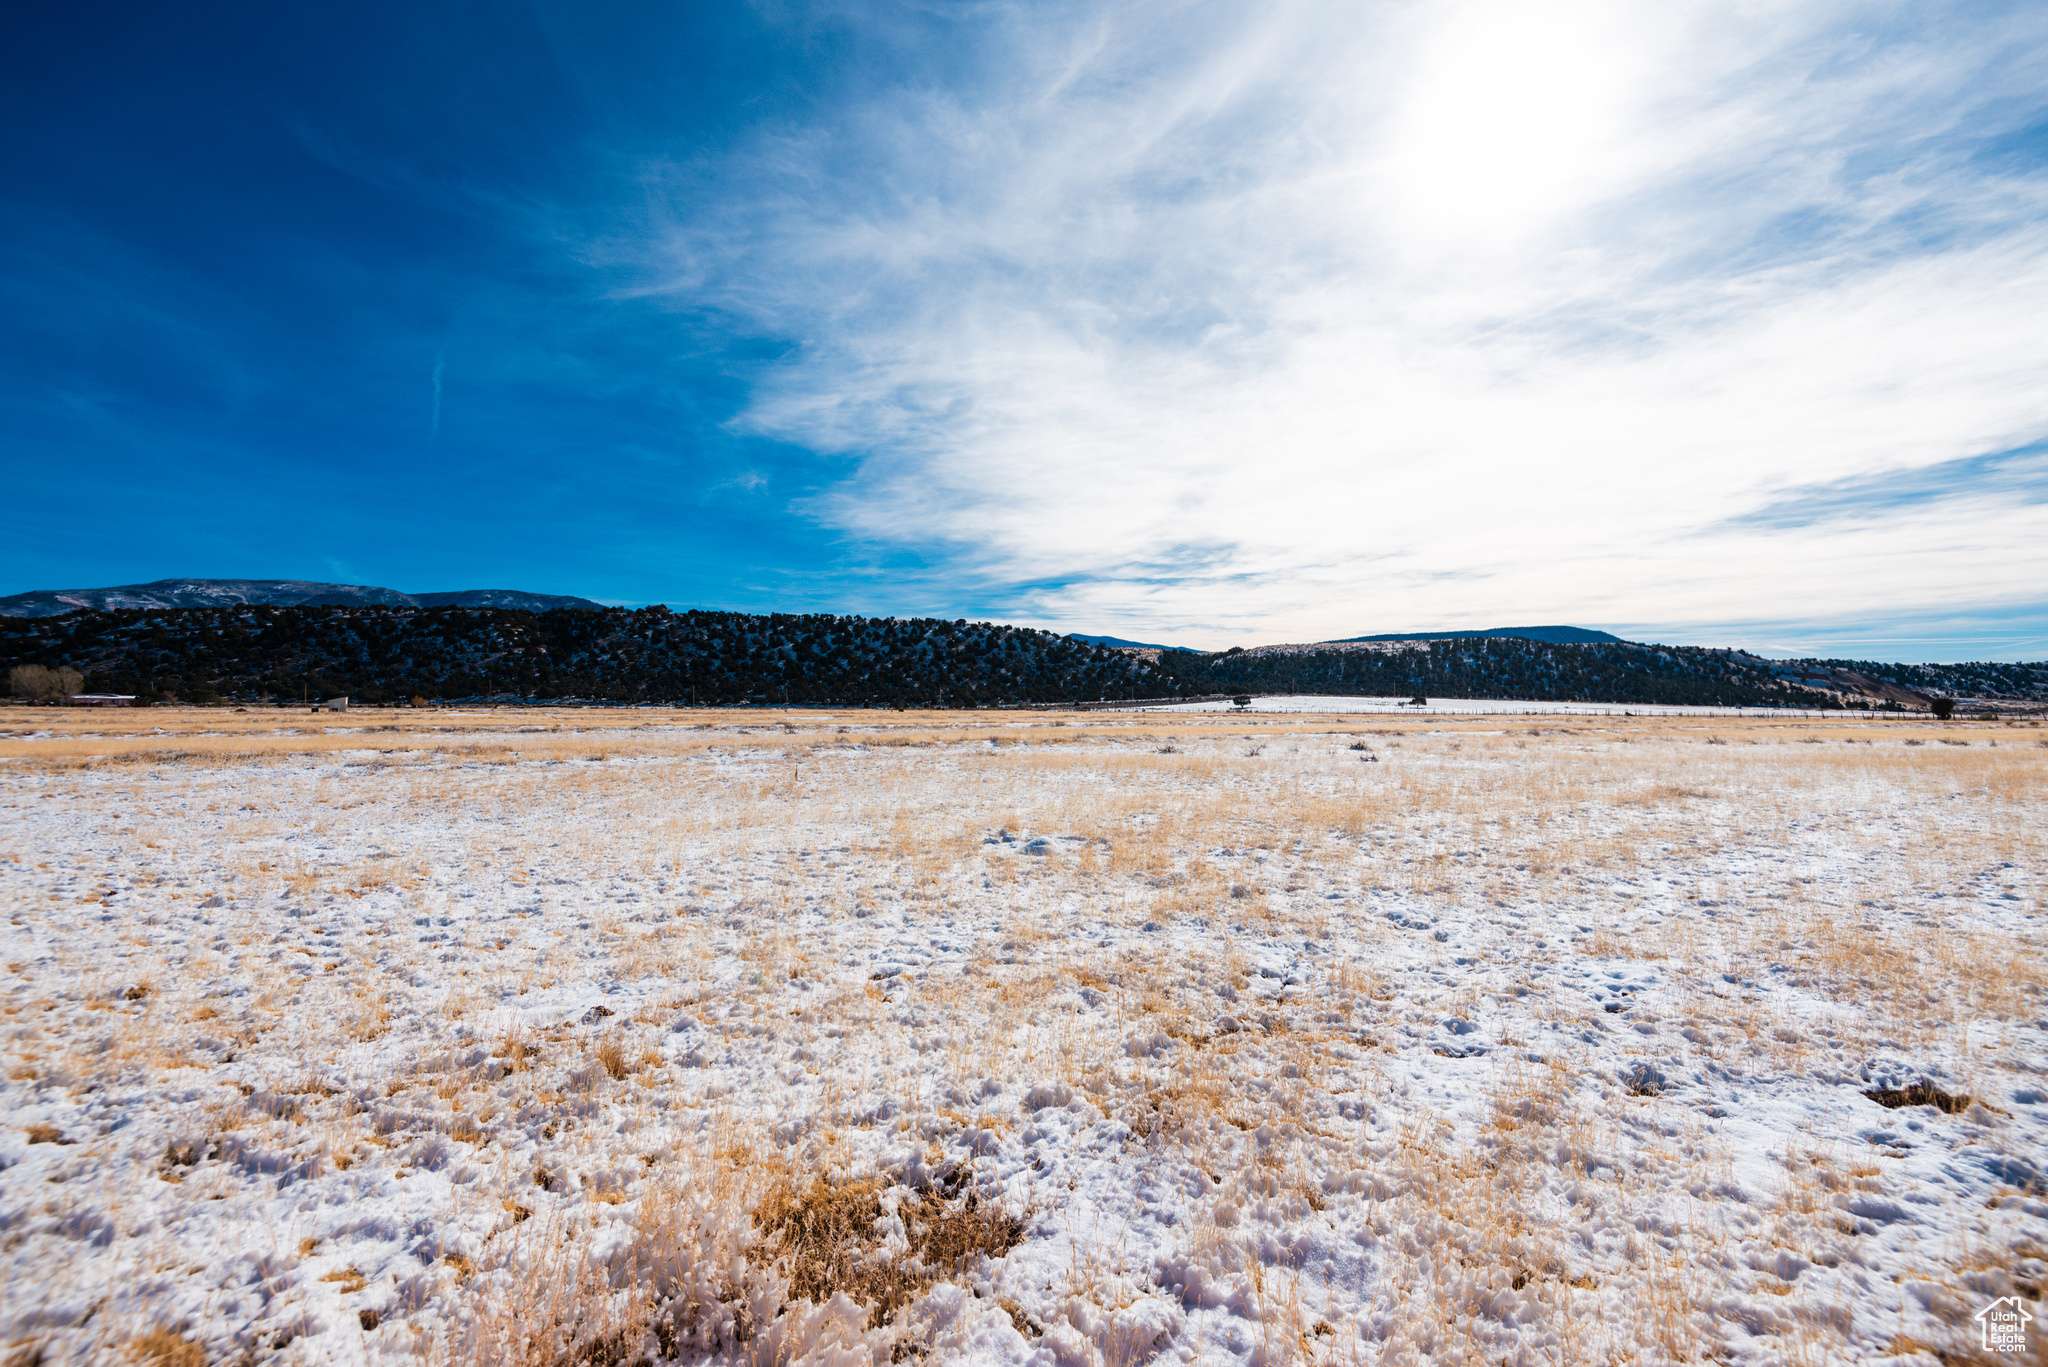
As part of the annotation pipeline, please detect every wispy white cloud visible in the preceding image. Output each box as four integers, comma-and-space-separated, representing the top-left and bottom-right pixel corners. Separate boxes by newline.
633, 0, 2048, 647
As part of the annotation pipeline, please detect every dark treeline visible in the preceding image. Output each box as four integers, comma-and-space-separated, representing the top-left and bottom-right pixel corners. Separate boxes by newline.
1811, 656, 2048, 701
1156, 640, 1847, 708
0, 605, 1163, 706
4, 605, 2039, 707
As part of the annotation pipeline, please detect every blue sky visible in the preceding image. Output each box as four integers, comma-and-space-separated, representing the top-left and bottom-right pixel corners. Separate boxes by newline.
3, 2, 2045, 661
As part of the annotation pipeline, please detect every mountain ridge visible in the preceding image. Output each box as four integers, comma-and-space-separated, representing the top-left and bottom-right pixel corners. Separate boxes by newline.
1067, 633, 1197, 652
4, 603, 2040, 707
0, 605, 1155, 707
0, 578, 601, 617
1072, 624, 1627, 654
1326, 624, 1626, 645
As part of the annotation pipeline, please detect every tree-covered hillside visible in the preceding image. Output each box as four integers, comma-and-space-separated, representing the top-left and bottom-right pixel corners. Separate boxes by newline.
1154, 640, 1847, 707
0, 606, 1166, 706
1797, 656, 2048, 702
5, 606, 2038, 707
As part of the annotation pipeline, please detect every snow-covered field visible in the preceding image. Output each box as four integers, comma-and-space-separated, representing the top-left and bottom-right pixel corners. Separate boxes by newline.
1, 706, 2043, 1365
1142, 695, 1833, 717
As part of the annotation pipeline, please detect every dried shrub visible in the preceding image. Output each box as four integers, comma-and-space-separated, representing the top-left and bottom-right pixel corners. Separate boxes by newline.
1864, 1082, 1968, 1114
755, 1174, 899, 1317
593, 1038, 630, 1081
128, 1330, 205, 1366
753, 1171, 1025, 1327
902, 1187, 1027, 1277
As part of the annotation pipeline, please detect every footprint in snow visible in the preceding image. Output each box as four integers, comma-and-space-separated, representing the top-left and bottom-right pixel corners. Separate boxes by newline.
1432, 1018, 1486, 1057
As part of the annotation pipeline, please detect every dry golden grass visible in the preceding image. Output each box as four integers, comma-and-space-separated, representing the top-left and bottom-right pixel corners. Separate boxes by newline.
126, 1330, 206, 1367
752, 1168, 1026, 1328
3, 703, 2041, 1364
8, 699, 2027, 765
592, 1037, 631, 1081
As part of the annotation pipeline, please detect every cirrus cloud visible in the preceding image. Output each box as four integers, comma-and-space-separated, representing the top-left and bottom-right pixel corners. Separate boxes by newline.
629, 0, 2048, 651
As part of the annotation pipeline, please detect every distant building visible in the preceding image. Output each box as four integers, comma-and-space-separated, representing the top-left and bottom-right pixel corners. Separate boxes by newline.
317, 696, 349, 712
67, 694, 137, 707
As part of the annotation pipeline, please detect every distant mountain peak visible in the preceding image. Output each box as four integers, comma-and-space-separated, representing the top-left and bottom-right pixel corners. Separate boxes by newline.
0, 578, 601, 618
1326, 624, 1626, 646
1067, 632, 1197, 653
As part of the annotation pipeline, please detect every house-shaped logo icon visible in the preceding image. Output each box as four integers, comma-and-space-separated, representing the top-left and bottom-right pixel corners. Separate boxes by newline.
1976, 1296, 2033, 1354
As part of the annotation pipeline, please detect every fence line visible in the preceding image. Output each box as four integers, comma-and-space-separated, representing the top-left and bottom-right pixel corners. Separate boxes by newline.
1099, 701, 1962, 719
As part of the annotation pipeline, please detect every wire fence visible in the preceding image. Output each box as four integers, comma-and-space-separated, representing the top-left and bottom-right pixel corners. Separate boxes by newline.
1081, 697, 1977, 719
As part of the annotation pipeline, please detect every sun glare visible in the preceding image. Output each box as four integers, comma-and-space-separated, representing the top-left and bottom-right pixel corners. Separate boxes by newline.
1383, 4, 1638, 248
